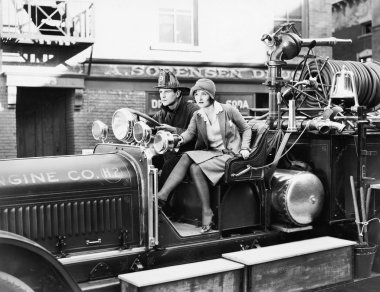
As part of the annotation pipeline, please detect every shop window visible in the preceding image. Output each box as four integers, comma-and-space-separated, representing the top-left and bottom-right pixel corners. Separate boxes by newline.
273, 0, 305, 36
250, 93, 269, 117
357, 49, 372, 63
146, 91, 161, 116
359, 56, 372, 63
153, 0, 198, 50
361, 21, 372, 36
255, 93, 269, 109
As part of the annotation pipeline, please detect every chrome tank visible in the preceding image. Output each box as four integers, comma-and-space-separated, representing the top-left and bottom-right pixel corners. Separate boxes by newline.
271, 169, 324, 226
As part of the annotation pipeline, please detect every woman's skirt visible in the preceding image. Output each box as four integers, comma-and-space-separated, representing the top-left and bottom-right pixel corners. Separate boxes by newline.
186, 150, 233, 185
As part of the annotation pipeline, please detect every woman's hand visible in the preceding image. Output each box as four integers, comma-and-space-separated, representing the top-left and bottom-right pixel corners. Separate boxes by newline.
177, 135, 184, 147
239, 149, 250, 159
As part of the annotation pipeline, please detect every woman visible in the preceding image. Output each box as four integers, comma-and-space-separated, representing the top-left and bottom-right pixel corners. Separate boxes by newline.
157, 78, 251, 233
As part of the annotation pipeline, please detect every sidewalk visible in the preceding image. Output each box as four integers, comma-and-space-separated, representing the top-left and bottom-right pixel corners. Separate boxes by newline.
320, 273, 380, 292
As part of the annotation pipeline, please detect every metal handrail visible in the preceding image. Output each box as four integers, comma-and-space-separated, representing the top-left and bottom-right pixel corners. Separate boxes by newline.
1, 0, 94, 42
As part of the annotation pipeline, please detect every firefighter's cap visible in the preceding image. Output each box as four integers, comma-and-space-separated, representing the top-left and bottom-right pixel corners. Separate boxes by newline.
155, 69, 190, 94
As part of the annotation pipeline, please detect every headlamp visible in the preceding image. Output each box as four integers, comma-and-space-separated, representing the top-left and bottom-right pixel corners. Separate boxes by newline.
153, 131, 181, 154
92, 120, 109, 142
133, 121, 152, 144
112, 108, 137, 143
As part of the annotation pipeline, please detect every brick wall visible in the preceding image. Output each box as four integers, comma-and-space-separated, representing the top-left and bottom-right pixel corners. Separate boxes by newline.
373, 0, 380, 61
333, 25, 372, 60
308, 0, 333, 58
332, 0, 373, 61
0, 76, 17, 159
68, 86, 146, 154
0, 78, 148, 158
66, 89, 75, 155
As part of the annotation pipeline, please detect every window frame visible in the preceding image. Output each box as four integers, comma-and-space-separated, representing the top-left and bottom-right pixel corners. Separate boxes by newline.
273, 0, 308, 38
151, 0, 199, 52
360, 21, 372, 37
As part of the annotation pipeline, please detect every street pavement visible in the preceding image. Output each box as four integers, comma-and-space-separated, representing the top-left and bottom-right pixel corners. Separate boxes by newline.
320, 273, 380, 292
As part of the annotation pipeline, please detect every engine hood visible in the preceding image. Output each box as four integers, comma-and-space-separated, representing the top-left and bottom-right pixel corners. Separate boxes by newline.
0, 153, 138, 198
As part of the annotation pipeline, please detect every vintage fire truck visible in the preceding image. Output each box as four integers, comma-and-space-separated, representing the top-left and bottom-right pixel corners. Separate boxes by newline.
1, 24, 380, 292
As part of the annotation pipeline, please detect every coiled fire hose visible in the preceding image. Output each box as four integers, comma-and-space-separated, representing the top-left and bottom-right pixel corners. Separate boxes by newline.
297, 59, 380, 111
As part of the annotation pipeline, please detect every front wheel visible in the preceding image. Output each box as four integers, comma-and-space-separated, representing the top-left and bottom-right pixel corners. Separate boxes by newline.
0, 272, 34, 292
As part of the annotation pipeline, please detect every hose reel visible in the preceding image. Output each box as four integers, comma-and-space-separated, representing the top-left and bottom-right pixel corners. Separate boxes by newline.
296, 59, 380, 112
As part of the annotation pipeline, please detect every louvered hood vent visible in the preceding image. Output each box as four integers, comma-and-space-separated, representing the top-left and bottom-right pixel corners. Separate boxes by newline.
1, 197, 125, 239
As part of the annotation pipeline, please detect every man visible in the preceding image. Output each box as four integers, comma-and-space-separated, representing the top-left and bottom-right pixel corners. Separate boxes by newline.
152, 69, 199, 188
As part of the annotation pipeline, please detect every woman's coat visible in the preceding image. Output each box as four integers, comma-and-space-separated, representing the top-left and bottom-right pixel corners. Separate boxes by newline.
181, 103, 252, 154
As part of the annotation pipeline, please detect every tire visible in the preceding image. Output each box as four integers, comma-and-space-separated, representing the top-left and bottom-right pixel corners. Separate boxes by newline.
0, 272, 34, 292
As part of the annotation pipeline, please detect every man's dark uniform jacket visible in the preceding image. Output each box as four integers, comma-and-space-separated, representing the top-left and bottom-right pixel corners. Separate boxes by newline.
153, 96, 199, 152
152, 96, 199, 187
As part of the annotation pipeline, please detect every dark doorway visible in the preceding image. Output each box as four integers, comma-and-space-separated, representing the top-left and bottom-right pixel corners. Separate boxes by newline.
16, 87, 68, 158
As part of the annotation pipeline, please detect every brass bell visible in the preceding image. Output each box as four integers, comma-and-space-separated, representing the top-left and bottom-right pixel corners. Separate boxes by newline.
328, 65, 359, 109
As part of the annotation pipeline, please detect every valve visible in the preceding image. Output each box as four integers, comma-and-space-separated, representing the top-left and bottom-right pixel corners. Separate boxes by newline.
262, 23, 352, 62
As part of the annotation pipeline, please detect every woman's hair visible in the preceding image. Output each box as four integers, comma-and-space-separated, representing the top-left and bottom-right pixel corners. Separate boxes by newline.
193, 89, 215, 104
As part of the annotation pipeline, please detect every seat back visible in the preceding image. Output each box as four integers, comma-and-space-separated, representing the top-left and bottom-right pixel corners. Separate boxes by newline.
224, 120, 269, 183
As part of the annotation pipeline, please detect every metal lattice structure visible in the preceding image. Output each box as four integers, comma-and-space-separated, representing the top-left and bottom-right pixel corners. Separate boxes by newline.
0, 0, 95, 65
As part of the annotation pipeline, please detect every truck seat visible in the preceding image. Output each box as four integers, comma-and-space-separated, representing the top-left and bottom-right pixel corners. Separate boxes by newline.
224, 119, 269, 183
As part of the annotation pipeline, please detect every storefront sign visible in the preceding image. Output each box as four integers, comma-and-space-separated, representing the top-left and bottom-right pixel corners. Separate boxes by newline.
220, 95, 253, 115
89, 64, 293, 81
147, 92, 254, 116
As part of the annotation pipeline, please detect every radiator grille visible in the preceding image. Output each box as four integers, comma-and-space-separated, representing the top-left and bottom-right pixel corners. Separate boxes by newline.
0, 197, 124, 240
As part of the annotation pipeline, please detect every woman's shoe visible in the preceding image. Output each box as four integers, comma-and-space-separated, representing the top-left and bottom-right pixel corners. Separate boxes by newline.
200, 222, 214, 233
200, 212, 214, 234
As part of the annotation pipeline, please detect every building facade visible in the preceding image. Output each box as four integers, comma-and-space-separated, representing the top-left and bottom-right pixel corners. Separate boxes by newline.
0, 0, 333, 158
332, 0, 372, 61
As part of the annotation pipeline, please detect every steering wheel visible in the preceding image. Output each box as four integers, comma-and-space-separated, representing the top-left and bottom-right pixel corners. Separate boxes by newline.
124, 108, 162, 127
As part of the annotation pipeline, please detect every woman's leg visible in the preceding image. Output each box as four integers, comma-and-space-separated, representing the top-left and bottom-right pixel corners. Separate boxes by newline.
189, 164, 213, 227
158, 154, 192, 201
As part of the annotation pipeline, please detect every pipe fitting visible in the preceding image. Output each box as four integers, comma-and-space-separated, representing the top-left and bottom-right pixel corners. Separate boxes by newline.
305, 120, 346, 134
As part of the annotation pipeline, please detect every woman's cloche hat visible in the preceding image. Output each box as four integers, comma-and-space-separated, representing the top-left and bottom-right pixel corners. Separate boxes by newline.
190, 78, 216, 100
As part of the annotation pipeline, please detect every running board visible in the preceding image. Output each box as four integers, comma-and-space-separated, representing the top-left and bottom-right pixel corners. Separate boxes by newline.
79, 277, 119, 292
271, 223, 313, 233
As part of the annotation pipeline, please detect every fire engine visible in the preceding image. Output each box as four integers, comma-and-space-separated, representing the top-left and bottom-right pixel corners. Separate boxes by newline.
1, 24, 380, 292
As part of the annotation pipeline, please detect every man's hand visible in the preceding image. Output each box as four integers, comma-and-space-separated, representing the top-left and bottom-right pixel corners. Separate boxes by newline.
156, 124, 177, 133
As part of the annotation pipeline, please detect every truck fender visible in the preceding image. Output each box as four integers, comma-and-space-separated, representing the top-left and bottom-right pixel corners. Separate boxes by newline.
0, 231, 80, 292
0, 271, 34, 292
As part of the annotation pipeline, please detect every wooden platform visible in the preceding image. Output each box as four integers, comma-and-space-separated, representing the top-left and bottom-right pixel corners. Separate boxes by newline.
118, 237, 356, 291
222, 236, 356, 292
118, 258, 244, 292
